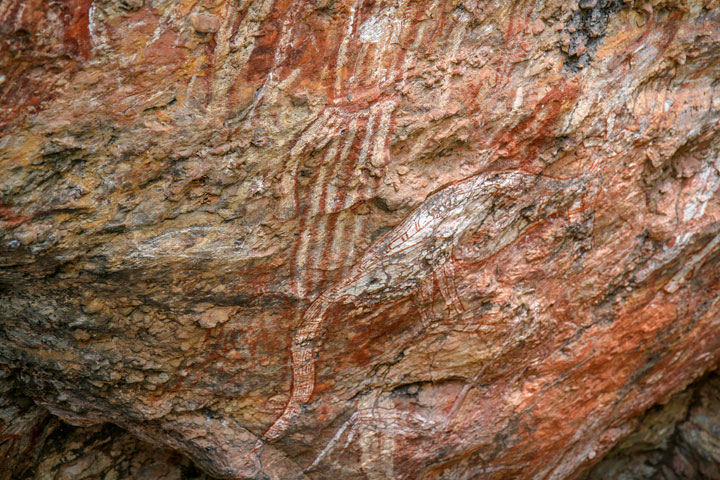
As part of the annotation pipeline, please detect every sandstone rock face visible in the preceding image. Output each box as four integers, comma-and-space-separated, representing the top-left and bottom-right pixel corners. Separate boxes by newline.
582, 372, 720, 480
1, 0, 720, 479
0, 368, 54, 480
1, 368, 210, 480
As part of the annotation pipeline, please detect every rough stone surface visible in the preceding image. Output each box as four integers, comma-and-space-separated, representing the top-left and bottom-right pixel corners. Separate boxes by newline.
0, 368, 54, 480
581, 371, 720, 480
1, 0, 720, 479
1, 368, 211, 480
21, 423, 212, 480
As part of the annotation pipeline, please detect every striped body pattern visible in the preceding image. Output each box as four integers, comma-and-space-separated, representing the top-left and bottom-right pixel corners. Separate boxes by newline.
263, 170, 587, 443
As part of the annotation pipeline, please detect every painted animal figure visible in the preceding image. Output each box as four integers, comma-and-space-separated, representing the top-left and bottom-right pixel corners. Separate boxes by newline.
263, 169, 587, 443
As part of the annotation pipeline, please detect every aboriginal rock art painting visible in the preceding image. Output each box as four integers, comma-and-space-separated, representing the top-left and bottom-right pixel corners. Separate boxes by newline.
284, 99, 397, 298
277, 0, 470, 298
308, 390, 440, 479
194, 0, 481, 297
179, 0, 591, 468
260, 170, 588, 448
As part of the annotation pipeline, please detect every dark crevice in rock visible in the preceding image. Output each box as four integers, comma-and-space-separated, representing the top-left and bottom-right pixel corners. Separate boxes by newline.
581, 370, 720, 480
562, 0, 628, 72
15, 421, 217, 480
1, 367, 216, 480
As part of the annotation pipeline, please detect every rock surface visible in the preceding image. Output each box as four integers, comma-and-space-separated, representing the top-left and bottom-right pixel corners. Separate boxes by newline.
1, 367, 211, 480
582, 371, 720, 480
1, 0, 720, 479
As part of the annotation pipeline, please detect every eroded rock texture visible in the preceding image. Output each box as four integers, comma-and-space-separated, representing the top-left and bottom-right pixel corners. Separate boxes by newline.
582, 371, 720, 480
0, 368, 54, 479
1, 368, 211, 480
1, 0, 720, 478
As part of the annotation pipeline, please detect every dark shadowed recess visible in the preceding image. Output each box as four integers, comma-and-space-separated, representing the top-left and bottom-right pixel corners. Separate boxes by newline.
5, 369, 720, 479
563, 0, 627, 72
580, 370, 720, 480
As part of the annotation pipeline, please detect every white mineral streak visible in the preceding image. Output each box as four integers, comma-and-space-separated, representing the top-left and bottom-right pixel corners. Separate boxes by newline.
665, 231, 720, 294
127, 225, 267, 262
635, 232, 693, 283
683, 154, 720, 222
